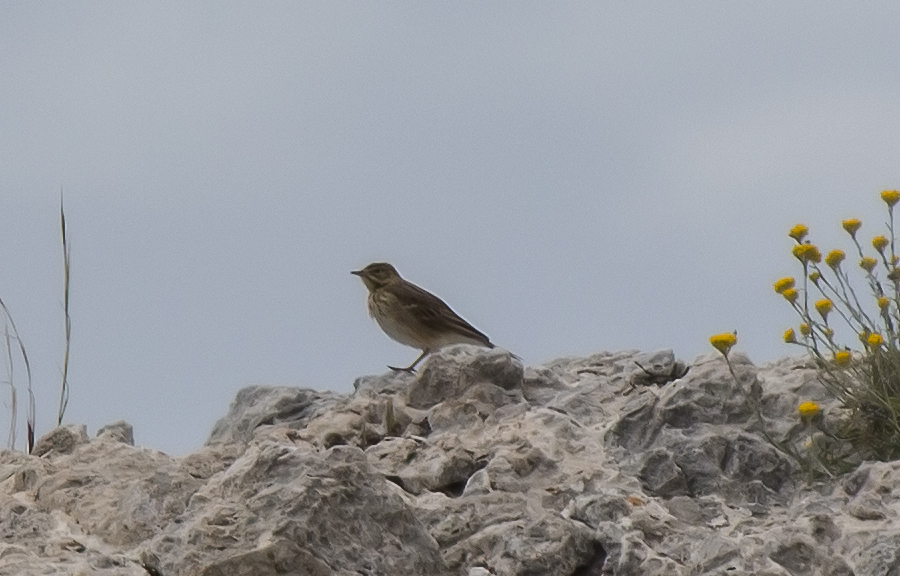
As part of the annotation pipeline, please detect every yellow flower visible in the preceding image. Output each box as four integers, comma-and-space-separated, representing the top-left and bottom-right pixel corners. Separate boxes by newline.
825, 249, 845, 268
890, 267, 900, 282
842, 219, 862, 237
782, 288, 799, 302
789, 224, 809, 242
798, 401, 821, 423
773, 277, 795, 294
798, 401, 820, 416
799, 323, 810, 336
792, 244, 822, 263
808, 271, 821, 283
814, 299, 833, 318
878, 296, 891, 310
868, 333, 884, 347
822, 327, 834, 339
834, 350, 851, 366
882, 190, 900, 207
860, 257, 878, 272
873, 235, 890, 253
783, 328, 797, 344
709, 332, 737, 356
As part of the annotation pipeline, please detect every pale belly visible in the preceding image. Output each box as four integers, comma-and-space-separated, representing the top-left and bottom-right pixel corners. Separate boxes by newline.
373, 307, 428, 349
368, 293, 485, 351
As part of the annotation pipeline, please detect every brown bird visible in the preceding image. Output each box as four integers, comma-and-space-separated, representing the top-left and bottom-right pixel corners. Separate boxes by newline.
352, 262, 495, 372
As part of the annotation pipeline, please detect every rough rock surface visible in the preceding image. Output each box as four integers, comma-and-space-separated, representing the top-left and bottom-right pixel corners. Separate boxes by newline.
1, 345, 897, 575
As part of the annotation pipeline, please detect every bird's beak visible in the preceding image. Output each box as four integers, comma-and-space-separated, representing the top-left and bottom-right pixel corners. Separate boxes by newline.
351, 270, 362, 276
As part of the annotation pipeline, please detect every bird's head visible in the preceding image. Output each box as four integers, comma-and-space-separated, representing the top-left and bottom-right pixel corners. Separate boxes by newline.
351, 262, 401, 291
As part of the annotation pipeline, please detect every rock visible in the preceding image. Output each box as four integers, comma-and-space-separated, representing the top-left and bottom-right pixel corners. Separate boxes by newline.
3, 349, 900, 575
352, 371, 413, 398
178, 442, 244, 480
0, 437, 199, 575
31, 424, 89, 456
144, 444, 447, 575
33, 440, 204, 548
629, 348, 690, 387
407, 345, 524, 408
198, 541, 333, 576
639, 450, 689, 497
96, 420, 134, 444
367, 435, 484, 496
206, 385, 341, 445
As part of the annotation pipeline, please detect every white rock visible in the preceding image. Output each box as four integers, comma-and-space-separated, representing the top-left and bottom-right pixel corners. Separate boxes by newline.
1, 350, 897, 575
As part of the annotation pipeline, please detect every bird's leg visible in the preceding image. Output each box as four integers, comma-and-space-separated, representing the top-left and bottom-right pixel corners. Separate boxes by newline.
388, 350, 429, 373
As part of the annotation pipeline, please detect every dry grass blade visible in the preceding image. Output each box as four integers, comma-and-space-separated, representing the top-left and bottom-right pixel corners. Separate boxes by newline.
0, 296, 33, 452
58, 191, 71, 426
4, 324, 16, 450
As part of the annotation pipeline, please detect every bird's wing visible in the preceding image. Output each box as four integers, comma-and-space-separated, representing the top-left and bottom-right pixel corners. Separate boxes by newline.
394, 281, 494, 347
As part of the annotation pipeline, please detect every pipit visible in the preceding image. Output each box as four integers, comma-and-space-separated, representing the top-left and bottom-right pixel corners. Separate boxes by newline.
352, 262, 495, 372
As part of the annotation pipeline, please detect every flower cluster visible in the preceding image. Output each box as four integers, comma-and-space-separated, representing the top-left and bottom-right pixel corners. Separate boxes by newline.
775, 191, 900, 361
772, 189, 900, 465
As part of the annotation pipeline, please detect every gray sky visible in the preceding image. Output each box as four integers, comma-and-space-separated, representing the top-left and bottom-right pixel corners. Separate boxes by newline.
2, 3, 900, 455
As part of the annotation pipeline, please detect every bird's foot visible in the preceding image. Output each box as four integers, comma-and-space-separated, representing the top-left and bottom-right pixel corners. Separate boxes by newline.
388, 365, 417, 374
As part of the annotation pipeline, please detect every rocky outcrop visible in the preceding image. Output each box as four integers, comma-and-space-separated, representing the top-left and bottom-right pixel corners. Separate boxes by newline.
1, 345, 897, 575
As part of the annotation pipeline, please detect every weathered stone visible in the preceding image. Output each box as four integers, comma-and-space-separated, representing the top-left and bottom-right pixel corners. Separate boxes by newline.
33, 440, 203, 547
352, 371, 413, 398
640, 450, 689, 497
629, 348, 690, 387
2, 349, 900, 575
407, 345, 524, 408
146, 444, 447, 576
198, 540, 334, 576
31, 424, 89, 456
96, 420, 135, 445
206, 385, 340, 445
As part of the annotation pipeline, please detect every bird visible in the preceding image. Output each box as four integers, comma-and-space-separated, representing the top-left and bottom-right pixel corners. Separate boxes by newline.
351, 262, 495, 372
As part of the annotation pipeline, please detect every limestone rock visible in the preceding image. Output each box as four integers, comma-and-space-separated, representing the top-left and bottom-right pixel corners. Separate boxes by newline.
31, 423, 89, 456
2, 348, 900, 575
407, 345, 524, 408
206, 385, 342, 445
96, 420, 134, 444
144, 444, 446, 575
629, 348, 690, 387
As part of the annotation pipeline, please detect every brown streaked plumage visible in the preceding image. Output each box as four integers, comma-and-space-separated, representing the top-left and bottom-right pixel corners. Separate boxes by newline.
351, 262, 495, 372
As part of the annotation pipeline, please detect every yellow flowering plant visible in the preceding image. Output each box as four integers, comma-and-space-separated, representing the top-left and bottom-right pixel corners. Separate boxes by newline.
783, 328, 797, 344
882, 190, 900, 207
775, 189, 900, 466
709, 332, 737, 356
709, 332, 805, 468
789, 224, 809, 242
814, 299, 833, 319
860, 257, 878, 273
798, 401, 821, 422
773, 277, 795, 294
834, 350, 851, 366
825, 249, 845, 268
842, 219, 862, 237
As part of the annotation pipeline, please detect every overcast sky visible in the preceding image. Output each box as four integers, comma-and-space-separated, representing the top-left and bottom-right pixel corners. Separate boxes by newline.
2, 3, 900, 455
